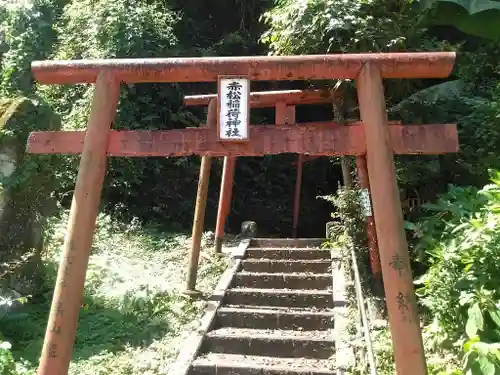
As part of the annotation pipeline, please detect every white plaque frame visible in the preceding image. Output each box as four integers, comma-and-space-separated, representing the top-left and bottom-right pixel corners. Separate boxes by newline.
217, 75, 250, 142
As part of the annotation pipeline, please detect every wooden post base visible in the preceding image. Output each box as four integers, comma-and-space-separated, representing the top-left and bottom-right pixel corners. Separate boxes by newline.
214, 237, 223, 254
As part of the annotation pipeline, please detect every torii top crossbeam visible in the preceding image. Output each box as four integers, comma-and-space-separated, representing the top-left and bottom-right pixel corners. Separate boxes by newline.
31, 52, 455, 84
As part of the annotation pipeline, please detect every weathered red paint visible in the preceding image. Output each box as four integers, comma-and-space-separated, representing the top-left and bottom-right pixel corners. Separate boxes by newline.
26, 123, 365, 156
292, 121, 403, 165
26, 123, 458, 157
275, 101, 290, 125
185, 89, 333, 108
37, 72, 120, 375
31, 52, 456, 84
214, 156, 237, 253
391, 123, 459, 154
358, 63, 427, 374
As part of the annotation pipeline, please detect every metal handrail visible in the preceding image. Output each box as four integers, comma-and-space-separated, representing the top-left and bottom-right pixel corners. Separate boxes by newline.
350, 246, 378, 375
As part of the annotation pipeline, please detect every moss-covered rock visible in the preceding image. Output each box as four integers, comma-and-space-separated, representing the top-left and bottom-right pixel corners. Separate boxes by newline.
0, 96, 61, 295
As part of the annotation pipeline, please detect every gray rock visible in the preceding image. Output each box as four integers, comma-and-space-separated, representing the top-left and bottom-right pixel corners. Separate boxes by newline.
240, 221, 257, 238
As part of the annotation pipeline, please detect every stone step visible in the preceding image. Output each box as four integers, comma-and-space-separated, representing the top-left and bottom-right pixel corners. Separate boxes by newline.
247, 248, 331, 260
202, 328, 335, 359
216, 306, 335, 330
251, 238, 326, 248
224, 288, 334, 309
233, 272, 332, 290
189, 353, 335, 375
240, 259, 332, 273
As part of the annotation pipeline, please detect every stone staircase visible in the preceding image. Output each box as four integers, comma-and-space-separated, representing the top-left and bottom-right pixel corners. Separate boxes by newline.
173, 238, 347, 375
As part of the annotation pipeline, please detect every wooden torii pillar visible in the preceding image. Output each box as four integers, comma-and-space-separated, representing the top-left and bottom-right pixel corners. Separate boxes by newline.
27, 52, 457, 375
184, 89, 333, 250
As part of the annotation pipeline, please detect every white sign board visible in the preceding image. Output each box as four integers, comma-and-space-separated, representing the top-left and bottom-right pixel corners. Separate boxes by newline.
218, 76, 250, 141
360, 188, 373, 217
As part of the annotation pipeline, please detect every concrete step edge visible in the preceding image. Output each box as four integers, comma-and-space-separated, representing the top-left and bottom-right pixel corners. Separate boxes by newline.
227, 288, 333, 295
217, 306, 336, 317
242, 259, 334, 263
236, 272, 332, 277
191, 354, 335, 374
207, 329, 335, 342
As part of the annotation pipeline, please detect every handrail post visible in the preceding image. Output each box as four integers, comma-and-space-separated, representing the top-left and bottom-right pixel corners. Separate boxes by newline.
357, 63, 427, 375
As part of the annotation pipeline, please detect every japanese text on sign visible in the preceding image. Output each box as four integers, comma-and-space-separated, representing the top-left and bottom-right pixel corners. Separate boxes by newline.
218, 77, 249, 141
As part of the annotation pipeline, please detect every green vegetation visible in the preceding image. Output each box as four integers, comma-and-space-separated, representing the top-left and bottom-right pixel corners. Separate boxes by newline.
411, 172, 500, 374
2, 211, 226, 375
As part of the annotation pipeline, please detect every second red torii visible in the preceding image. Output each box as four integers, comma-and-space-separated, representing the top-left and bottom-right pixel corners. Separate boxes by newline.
181, 88, 458, 249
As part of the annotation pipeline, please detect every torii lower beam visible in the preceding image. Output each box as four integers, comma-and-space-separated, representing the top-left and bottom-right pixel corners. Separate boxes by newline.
27, 122, 458, 257
27, 123, 459, 157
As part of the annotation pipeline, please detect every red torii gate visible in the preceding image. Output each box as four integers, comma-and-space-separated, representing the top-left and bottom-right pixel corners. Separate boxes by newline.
27, 52, 457, 375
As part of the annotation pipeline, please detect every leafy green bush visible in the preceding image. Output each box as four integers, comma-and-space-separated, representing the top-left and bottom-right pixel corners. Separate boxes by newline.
409, 171, 500, 374
0, 97, 61, 295
0, 296, 34, 375
262, 0, 450, 55
0, 0, 65, 97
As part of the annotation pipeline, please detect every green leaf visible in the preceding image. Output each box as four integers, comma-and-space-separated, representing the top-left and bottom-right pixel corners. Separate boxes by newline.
464, 336, 480, 352
423, 0, 500, 15
404, 221, 418, 231
488, 309, 500, 328
471, 303, 484, 331
466, 315, 478, 338
391, 80, 465, 114
466, 303, 484, 337
428, 2, 500, 40
478, 355, 495, 375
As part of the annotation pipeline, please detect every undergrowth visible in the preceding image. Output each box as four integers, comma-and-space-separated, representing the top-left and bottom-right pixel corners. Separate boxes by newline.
1, 211, 227, 375
371, 171, 500, 375
320, 186, 385, 374
323, 171, 500, 374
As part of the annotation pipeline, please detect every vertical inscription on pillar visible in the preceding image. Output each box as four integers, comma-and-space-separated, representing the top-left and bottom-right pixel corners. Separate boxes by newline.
396, 291, 417, 322
218, 76, 250, 142
389, 253, 407, 276
48, 342, 58, 358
